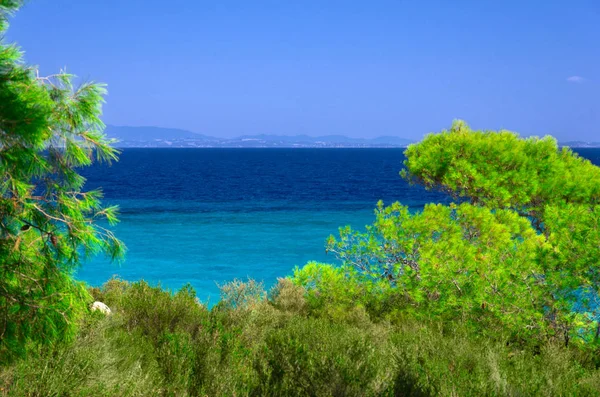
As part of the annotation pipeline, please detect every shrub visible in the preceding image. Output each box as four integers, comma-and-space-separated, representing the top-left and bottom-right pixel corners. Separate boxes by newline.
253, 317, 394, 396
269, 277, 307, 315
217, 278, 266, 311
3, 279, 600, 396
118, 281, 208, 341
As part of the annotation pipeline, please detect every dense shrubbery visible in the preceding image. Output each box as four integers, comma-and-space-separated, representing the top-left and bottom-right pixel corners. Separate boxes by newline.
2, 278, 600, 396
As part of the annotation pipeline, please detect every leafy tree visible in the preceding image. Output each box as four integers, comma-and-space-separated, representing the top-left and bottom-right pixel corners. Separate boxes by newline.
0, 1, 124, 360
402, 121, 600, 344
328, 202, 548, 339
401, 120, 600, 231
329, 121, 600, 345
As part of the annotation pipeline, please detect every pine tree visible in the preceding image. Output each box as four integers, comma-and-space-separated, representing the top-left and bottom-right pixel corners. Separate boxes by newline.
0, 0, 124, 360
329, 121, 600, 346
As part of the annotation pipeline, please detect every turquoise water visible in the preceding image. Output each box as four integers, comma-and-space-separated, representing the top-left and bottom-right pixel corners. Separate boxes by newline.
78, 200, 376, 302
77, 148, 447, 301
76, 148, 600, 302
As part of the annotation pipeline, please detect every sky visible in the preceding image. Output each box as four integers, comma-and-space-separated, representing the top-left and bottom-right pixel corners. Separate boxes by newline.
5, 0, 600, 140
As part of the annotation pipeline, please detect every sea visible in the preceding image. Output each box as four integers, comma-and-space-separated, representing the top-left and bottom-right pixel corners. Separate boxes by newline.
76, 148, 600, 303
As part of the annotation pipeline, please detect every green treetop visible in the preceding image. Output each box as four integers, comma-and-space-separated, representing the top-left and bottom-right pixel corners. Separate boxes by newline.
401, 120, 600, 230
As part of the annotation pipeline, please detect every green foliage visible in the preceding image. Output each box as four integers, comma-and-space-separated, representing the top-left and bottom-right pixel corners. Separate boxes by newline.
268, 277, 308, 315
0, 3, 124, 361
401, 120, 600, 227
3, 280, 600, 396
0, 315, 162, 396
327, 121, 600, 346
390, 318, 600, 396
292, 262, 363, 315
327, 203, 548, 339
541, 204, 600, 343
0, 1, 20, 32
291, 261, 395, 324
115, 281, 207, 340
254, 317, 394, 396
217, 278, 266, 311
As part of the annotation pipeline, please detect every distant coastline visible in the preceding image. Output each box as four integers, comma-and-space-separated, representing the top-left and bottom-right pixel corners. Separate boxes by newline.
105, 125, 600, 149
106, 125, 413, 148
112, 144, 411, 148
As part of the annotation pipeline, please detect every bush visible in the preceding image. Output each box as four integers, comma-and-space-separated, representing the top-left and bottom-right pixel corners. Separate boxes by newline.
253, 317, 394, 396
269, 278, 307, 315
3, 278, 600, 396
390, 319, 600, 396
0, 315, 161, 396
291, 262, 401, 324
117, 281, 208, 341
217, 278, 266, 311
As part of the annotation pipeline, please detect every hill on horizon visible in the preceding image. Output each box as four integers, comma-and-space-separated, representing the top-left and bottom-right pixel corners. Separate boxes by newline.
105, 125, 414, 148
105, 125, 212, 141
104, 125, 600, 148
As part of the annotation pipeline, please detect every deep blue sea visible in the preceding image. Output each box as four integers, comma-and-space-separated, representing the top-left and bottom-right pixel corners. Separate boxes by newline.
77, 148, 600, 302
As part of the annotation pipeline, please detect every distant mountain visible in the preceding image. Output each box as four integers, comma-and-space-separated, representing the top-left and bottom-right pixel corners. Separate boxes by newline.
105, 126, 213, 142
105, 126, 414, 148
105, 126, 600, 148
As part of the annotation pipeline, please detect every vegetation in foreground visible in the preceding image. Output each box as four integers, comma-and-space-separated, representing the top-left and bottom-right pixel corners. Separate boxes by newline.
2, 1, 600, 395
1, 276, 600, 396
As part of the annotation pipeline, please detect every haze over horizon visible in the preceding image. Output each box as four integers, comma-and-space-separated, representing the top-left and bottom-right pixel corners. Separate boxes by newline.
7, 0, 599, 141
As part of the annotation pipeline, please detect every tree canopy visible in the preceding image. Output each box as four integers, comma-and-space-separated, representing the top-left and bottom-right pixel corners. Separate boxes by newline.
401, 120, 600, 230
329, 121, 600, 346
0, 0, 124, 360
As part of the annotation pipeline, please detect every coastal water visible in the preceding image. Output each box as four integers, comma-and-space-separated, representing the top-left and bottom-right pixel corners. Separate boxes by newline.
77, 148, 600, 302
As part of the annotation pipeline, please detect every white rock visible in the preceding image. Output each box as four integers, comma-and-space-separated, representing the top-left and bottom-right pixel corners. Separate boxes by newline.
91, 301, 112, 315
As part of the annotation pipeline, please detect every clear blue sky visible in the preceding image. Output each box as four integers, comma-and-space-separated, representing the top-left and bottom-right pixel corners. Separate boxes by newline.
6, 0, 599, 140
